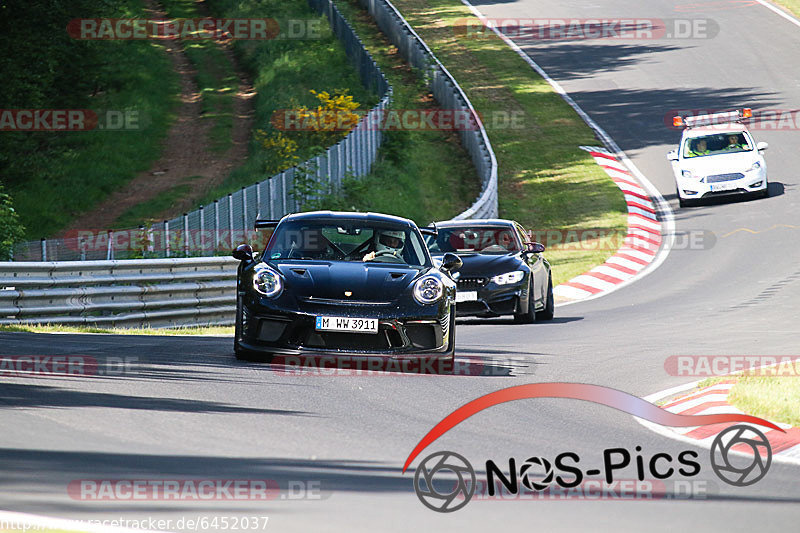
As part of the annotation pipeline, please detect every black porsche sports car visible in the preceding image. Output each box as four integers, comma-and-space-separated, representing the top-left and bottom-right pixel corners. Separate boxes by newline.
232, 211, 462, 361
426, 219, 553, 323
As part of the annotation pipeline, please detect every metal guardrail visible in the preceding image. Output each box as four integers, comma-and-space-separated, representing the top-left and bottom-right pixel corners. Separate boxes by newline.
358, 0, 498, 219
0, 0, 499, 328
0, 258, 238, 327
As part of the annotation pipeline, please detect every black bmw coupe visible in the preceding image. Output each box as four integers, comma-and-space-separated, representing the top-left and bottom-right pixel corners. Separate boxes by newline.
232, 211, 462, 361
426, 219, 553, 323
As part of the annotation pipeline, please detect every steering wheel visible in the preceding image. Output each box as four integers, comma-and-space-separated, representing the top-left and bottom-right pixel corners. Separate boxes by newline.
371, 250, 404, 263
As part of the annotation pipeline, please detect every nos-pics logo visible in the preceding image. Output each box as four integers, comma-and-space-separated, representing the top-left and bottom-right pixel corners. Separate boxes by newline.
404, 384, 781, 513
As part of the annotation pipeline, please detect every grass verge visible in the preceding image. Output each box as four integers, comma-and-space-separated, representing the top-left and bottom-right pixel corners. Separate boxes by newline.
382, 0, 629, 286
0, 324, 234, 336
699, 369, 800, 427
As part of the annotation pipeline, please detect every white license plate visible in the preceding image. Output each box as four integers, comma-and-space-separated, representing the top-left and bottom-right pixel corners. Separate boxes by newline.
456, 291, 478, 303
710, 182, 738, 192
315, 316, 378, 334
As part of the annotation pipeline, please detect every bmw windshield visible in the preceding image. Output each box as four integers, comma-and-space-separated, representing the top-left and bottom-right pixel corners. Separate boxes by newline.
426, 226, 521, 254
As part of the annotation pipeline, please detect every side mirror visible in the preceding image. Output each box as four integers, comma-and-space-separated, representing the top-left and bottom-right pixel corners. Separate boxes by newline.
525, 242, 546, 254
232, 243, 254, 262
757, 141, 768, 151
440, 252, 462, 273
667, 150, 679, 162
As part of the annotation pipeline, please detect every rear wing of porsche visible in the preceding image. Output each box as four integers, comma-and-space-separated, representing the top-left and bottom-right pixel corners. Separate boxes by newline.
254, 219, 280, 230
674, 108, 751, 128
420, 225, 438, 237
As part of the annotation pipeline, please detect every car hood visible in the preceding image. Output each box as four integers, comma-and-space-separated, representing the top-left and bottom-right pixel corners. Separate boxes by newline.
272, 261, 423, 302
681, 151, 759, 176
442, 253, 523, 278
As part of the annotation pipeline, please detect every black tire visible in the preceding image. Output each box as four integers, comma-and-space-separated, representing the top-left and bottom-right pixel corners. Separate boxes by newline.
536, 275, 555, 321
513, 278, 536, 324
234, 293, 260, 361
437, 310, 456, 372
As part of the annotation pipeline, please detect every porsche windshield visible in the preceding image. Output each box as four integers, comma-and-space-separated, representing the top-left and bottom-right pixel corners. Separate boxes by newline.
264, 220, 430, 267
426, 226, 521, 254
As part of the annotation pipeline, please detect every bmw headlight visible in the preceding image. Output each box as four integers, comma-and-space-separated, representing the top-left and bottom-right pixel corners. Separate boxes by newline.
747, 161, 762, 172
414, 276, 444, 305
252, 265, 283, 298
492, 270, 525, 285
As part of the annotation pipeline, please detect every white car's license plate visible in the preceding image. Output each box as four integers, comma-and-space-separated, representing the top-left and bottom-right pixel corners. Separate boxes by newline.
710, 182, 738, 192
456, 291, 478, 303
315, 316, 378, 334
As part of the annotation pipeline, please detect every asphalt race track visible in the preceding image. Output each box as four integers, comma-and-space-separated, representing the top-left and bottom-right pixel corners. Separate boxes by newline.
2, 0, 800, 531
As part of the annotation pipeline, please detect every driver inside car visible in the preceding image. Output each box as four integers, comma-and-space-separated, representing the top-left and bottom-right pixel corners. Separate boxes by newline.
363, 229, 406, 261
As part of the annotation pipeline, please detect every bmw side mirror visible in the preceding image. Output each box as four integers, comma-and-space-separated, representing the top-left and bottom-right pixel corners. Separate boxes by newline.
440, 252, 462, 273
757, 141, 768, 151
232, 243, 254, 262
667, 150, 678, 161
525, 242, 546, 254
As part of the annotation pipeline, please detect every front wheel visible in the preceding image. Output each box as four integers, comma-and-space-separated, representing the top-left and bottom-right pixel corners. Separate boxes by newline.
536, 275, 555, 321
513, 278, 536, 324
234, 293, 261, 361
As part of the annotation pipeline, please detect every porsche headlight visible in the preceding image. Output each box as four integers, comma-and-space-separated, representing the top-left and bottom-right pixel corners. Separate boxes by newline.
492, 270, 525, 285
414, 276, 443, 305
747, 161, 762, 172
252, 265, 283, 298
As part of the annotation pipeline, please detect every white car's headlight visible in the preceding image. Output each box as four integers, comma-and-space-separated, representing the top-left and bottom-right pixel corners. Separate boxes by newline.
492, 270, 525, 285
681, 170, 699, 180
252, 265, 283, 297
414, 276, 444, 305
747, 161, 762, 172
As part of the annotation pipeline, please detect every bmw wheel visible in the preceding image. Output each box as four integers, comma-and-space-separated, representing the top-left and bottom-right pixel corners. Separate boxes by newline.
514, 278, 536, 324
536, 274, 554, 321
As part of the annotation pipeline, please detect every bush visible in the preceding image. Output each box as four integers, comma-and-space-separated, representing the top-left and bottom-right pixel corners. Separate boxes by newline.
0, 185, 26, 261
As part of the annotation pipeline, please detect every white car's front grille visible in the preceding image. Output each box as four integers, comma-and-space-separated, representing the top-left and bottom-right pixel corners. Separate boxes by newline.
706, 172, 744, 183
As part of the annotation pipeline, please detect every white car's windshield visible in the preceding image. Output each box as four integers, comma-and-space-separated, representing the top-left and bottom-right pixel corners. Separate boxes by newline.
684, 132, 751, 158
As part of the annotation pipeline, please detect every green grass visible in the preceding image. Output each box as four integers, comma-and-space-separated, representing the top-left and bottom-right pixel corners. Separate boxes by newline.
1, 0, 179, 239
160, 0, 238, 152
385, 0, 629, 286
112, 175, 204, 229
698, 362, 800, 427
775, 0, 800, 18
0, 324, 234, 336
